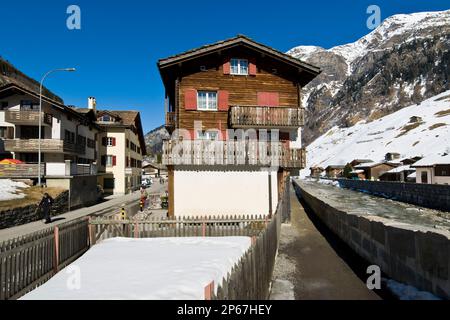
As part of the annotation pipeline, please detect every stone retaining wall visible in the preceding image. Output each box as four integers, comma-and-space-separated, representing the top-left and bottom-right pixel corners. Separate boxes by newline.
294, 180, 450, 299
337, 179, 450, 212
0, 191, 69, 229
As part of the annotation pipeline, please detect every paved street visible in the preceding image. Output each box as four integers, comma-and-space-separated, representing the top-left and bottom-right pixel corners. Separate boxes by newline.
270, 186, 382, 300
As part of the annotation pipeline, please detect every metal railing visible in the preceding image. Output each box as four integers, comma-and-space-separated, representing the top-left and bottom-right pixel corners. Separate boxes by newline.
230, 106, 304, 128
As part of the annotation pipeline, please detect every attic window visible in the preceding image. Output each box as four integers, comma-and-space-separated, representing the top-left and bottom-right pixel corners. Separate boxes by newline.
99, 115, 115, 122
230, 59, 248, 75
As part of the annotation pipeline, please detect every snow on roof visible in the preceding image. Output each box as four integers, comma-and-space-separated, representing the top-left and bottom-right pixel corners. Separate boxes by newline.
412, 154, 450, 167
350, 170, 365, 174
385, 165, 413, 173
407, 172, 417, 178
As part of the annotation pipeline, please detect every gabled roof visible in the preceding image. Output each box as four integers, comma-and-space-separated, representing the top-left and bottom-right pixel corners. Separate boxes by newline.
157, 35, 321, 85
411, 154, 450, 167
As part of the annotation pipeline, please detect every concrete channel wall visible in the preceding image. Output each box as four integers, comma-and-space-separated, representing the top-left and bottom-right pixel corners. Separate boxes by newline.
294, 180, 450, 299
337, 179, 450, 212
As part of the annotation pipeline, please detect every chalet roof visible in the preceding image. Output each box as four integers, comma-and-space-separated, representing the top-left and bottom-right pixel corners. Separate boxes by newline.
157, 35, 320, 83
411, 154, 450, 167
350, 170, 364, 174
143, 162, 167, 170
385, 165, 414, 174
351, 159, 374, 163
326, 165, 345, 169
354, 161, 397, 169
97, 109, 147, 155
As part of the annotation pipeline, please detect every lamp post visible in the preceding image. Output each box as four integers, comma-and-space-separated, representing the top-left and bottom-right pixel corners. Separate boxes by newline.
38, 68, 76, 186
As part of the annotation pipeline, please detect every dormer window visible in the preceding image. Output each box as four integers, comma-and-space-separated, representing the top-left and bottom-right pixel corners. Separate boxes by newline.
230, 59, 248, 75
99, 115, 114, 122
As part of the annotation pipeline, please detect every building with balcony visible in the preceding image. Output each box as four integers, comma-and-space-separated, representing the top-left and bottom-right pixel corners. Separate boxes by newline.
0, 83, 99, 166
158, 35, 320, 217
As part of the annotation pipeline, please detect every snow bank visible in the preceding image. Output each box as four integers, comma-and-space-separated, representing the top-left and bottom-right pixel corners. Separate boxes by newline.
21, 237, 251, 300
0, 179, 29, 201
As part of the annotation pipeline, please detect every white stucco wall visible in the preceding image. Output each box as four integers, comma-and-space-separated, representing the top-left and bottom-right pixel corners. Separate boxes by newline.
173, 168, 278, 217
415, 167, 450, 185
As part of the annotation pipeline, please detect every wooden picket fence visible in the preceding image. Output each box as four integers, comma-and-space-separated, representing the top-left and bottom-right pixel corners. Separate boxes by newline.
0, 218, 89, 300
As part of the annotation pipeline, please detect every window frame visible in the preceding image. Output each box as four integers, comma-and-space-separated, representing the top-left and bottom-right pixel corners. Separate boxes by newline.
230, 58, 249, 75
197, 91, 218, 111
196, 130, 219, 140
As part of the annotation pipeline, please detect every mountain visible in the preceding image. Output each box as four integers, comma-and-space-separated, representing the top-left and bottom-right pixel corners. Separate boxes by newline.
144, 125, 170, 158
287, 10, 450, 145
0, 57, 63, 103
301, 90, 450, 177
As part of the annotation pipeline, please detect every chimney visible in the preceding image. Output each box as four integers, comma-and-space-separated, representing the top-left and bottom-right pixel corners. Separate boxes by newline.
88, 97, 97, 111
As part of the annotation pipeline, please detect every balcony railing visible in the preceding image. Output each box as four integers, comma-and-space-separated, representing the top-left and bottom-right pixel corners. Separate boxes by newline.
5, 111, 52, 126
165, 111, 176, 129
0, 163, 45, 178
229, 106, 305, 128
4, 139, 85, 154
162, 139, 305, 168
0, 162, 97, 178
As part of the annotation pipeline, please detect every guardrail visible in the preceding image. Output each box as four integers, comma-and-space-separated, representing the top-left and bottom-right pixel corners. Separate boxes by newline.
5, 111, 52, 126
0, 162, 97, 178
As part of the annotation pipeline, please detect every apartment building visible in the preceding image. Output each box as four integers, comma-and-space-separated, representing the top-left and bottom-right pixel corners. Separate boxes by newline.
0, 83, 98, 168
158, 35, 320, 217
93, 101, 146, 195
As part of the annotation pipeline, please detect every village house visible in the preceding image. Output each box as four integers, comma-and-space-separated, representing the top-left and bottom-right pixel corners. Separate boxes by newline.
325, 165, 345, 178
309, 166, 324, 178
400, 156, 422, 165
411, 154, 450, 185
158, 35, 320, 217
349, 159, 373, 167
143, 162, 168, 178
385, 152, 401, 162
354, 162, 399, 180
89, 98, 146, 195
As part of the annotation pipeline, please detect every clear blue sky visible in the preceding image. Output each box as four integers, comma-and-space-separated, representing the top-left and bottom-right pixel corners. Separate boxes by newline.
1, 0, 448, 133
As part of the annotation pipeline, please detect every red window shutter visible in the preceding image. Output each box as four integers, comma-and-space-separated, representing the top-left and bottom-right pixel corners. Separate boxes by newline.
112, 156, 117, 166
189, 129, 196, 140
218, 90, 229, 111
221, 129, 228, 141
249, 62, 257, 75
184, 89, 197, 110
112, 137, 116, 146
257, 92, 279, 106
223, 61, 230, 75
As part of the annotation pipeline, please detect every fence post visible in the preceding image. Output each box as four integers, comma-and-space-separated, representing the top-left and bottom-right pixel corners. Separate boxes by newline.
88, 217, 95, 246
53, 226, 60, 273
202, 222, 206, 237
134, 222, 139, 238
204, 281, 214, 300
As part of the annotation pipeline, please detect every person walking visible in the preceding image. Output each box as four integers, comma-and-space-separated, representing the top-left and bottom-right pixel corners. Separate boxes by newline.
38, 193, 54, 224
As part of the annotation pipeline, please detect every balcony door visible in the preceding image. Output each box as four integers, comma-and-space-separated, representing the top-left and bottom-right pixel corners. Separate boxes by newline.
19, 126, 44, 139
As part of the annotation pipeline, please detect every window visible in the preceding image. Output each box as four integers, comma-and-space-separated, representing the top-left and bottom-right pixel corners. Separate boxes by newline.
87, 138, 95, 149
104, 178, 115, 189
230, 59, 248, 75
64, 130, 75, 143
20, 100, 39, 110
435, 165, 450, 177
196, 130, 219, 140
106, 137, 115, 146
126, 139, 130, 149
99, 115, 115, 122
106, 155, 115, 166
197, 91, 217, 111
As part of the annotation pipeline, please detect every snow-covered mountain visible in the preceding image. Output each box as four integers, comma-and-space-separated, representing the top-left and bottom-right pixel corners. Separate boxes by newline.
301, 91, 450, 177
288, 9, 450, 145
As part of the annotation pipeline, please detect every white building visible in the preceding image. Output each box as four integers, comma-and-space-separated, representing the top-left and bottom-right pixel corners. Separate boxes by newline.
412, 154, 450, 185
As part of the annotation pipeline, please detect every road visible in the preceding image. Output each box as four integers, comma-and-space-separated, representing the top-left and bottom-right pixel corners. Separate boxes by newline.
0, 180, 168, 242
270, 185, 383, 300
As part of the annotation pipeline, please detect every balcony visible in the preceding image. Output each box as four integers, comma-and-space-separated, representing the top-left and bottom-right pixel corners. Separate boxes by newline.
5, 111, 52, 126
162, 139, 305, 168
229, 106, 304, 128
165, 111, 176, 130
4, 139, 85, 155
0, 162, 97, 179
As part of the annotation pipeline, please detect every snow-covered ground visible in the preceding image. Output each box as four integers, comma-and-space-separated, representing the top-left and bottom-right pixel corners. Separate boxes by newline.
301, 91, 450, 177
0, 179, 29, 201
21, 237, 251, 300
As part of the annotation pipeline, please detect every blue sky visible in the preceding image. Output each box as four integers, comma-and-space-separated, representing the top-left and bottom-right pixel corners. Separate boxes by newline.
0, 0, 448, 133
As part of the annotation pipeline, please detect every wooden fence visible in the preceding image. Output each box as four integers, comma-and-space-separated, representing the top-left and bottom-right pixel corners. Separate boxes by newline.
210, 179, 287, 300
0, 218, 89, 300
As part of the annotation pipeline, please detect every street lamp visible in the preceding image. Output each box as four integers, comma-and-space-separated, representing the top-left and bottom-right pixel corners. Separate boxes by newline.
38, 68, 76, 186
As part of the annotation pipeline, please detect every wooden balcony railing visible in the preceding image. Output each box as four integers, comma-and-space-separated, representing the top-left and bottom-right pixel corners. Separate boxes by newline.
4, 139, 85, 154
162, 139, 305, 168
5, 111, 52, 126
0, 163, 45, 178
229, 106, 305, 128
165, 112, 176, 129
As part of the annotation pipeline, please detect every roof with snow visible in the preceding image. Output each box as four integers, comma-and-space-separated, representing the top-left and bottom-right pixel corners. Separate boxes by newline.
412, 154, 450, 167
385, 165, 414, 174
